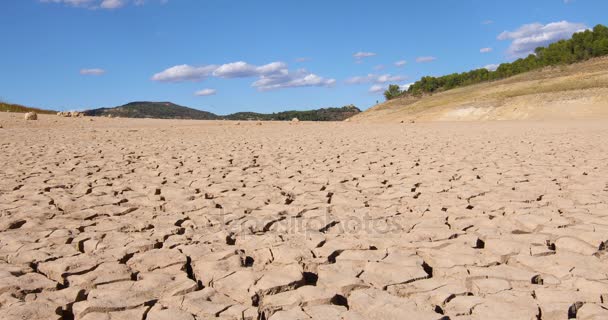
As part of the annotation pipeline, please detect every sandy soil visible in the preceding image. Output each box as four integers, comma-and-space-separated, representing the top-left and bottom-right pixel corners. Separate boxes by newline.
1, 113, 608, 320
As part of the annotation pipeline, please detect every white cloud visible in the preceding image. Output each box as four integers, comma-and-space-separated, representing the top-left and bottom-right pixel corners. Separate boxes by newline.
153, 61, 335, 91
369, 84, 385, 94
255, 62, 287, 75
400, 83, 414, 91
416, 56, 437, 63
40, 0, 165, 9
151, 64, 217, 82
497, 21, 587, 57
353, 52, 376, 63
41, 0, 95, 6
368, 83, 411, 94
100, 0, 124, 8
252, 69, 335, 91
345, 74, 406, 85
80, 68, 106, 75
212, 61, 287, 78
482, 20, 494, 25
483, 64, 500, 71
394, 60, 407, 67
194, 88, 217, 96
353, 52, 376, 59
376, 74, 406, 83
373, 65, 385, 71
480, 47, 493, 53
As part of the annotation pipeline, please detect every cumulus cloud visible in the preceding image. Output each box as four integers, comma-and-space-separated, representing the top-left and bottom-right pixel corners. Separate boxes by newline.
212, 61, 287, 78
194, 88, 217, 96
416, 56, 437, 63
153, 61, 289, 82
345, 74, 406, 85
353, 52, 376, 59
483, 64, 500, 71
368, 84, 385, 94
252, 69, 335, 91
368, 82, 412, 94
353, 52, 376, 63
480, 47, 493, 53
153, 61, 335, 91
100, 0, 125, 8
394, 60, 407, 67
151, 64, 217, 82
80, 68, 106, 75
40, 0, 165, 9
498, 21, 588, 57
41, 0, 95, 7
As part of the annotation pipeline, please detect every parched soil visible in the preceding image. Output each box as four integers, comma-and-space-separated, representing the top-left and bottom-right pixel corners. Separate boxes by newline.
1, 113, 608, 319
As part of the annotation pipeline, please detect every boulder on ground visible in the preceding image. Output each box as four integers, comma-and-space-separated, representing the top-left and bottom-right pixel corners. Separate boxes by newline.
25, 112, 37, 120
291, 118, 299, 123
57, 111, 84, 118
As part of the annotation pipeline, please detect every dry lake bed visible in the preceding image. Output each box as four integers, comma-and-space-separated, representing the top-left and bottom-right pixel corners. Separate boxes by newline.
1, 113, 608, 320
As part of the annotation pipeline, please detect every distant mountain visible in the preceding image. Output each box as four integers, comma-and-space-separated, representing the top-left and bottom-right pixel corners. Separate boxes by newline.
223, 105, 361, 121
0, 102, 57, 114
83, 101, 219, 120
84, 102, 360, 121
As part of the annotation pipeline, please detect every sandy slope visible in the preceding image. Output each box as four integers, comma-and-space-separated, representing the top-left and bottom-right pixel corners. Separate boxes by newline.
352, 57, 608, 123
1, 113, 608, 319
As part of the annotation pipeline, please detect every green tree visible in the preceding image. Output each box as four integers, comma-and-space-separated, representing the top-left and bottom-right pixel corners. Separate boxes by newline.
389, 24, 608, 99
384, 84, 403, 100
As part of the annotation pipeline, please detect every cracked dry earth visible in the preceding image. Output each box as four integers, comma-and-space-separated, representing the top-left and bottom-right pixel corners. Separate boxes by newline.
1, 113, 608, 320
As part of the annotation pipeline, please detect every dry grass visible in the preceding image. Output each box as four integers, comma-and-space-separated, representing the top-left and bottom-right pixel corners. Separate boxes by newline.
353, 57, 608, 122
0, 102, 57, 114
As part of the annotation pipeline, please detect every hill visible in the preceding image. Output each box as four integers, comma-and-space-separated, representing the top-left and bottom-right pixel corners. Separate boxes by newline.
351, 57, 608, 122
83, 101, 219, 120
384, 24, 608, 100
223, 105, 361, 121
0, 102, 57, 114
84, 102, 360, 121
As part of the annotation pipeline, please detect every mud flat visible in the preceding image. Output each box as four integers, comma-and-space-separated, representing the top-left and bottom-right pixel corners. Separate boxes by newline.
1, 113, 608, 319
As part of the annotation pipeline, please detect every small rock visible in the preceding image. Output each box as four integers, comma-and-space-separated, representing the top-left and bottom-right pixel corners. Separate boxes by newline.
25, 112, 38, 120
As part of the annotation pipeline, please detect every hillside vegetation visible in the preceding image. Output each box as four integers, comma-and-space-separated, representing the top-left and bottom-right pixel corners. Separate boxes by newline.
385, 24, 608, 99
85, 102, 360, 121
352, 57, 608, 122
84, 102, 220, 120
223, 105, 361, 121
0, 102, 56, 114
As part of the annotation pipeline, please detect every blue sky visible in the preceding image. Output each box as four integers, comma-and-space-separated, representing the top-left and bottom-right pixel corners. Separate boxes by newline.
1, 0, 606, 114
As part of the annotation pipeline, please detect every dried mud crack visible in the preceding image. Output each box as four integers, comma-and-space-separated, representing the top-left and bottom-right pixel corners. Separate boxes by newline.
1, 114, 608, 319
